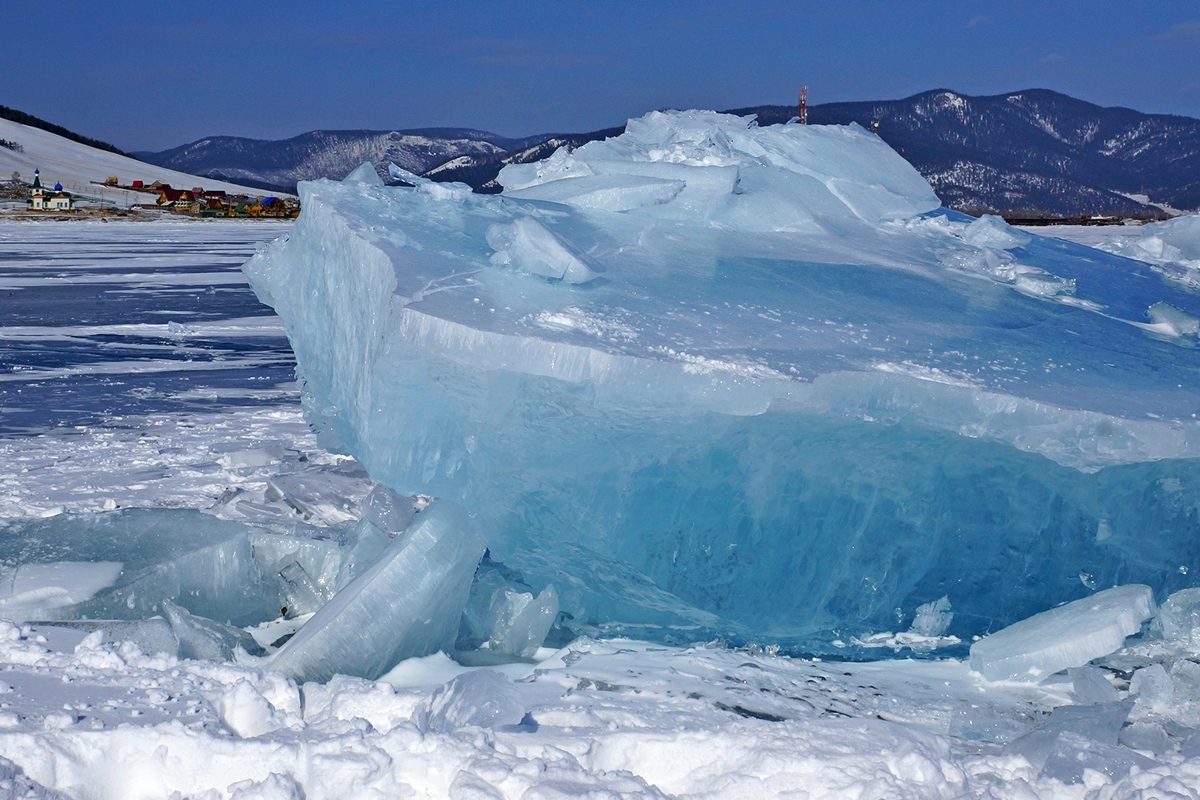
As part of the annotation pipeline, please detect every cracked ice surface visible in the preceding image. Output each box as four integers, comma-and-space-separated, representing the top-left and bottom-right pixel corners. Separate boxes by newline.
245, 110, 1200, 650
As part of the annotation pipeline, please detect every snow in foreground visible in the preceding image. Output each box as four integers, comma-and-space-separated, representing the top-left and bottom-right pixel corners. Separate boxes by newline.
1, 576, 1200, 799
0, 627, 1168, 800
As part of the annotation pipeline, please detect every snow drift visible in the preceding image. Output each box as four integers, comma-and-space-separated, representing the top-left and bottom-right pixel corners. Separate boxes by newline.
244, 110, 1200, 649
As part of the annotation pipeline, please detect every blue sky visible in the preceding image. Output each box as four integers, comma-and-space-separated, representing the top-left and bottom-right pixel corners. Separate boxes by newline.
7, 1, 1200, 151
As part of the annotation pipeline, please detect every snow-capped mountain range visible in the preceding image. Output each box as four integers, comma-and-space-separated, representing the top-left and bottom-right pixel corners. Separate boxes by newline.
120, 89, 1200, 217
734, 88, 1200, 218
135, 129, 543, 194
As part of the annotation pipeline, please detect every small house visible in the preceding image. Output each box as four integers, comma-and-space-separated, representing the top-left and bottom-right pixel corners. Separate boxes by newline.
28, 170, 75, 212
156, 187, 194, 207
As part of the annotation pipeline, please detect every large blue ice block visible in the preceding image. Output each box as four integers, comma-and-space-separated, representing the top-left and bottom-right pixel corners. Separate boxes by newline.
244, 110, 1200, 650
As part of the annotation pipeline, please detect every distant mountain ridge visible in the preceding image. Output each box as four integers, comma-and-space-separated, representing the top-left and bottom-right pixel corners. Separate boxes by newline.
136, 128, 538, 194
731, 89, 1200, 218
140, 89, 1200, 218
422, 127, 626, 192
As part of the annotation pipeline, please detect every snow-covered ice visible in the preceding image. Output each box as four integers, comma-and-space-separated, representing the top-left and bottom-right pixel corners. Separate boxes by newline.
1035, 217, 1200, 292
1, 118, 1200, 797
1, 619, 1200, 798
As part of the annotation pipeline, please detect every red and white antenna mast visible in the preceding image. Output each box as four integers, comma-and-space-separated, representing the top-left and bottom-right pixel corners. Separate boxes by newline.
798, 85, 808, 125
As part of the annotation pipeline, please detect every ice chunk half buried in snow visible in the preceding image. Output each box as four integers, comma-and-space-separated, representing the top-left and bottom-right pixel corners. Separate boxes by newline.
970, 585, 1154, 681
269, 500, 485, 683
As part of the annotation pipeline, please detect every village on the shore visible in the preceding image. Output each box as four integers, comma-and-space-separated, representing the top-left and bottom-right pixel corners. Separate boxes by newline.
1, 168, 299, 218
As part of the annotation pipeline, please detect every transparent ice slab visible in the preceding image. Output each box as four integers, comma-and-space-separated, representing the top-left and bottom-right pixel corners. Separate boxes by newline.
458, 551, 559, 658
269, 500, 485, 683
970, 585, 1154, 681
0, 510, 283, 626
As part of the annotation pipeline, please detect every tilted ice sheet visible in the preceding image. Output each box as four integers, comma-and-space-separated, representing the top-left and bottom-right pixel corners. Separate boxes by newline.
969, 585, 1155, 681
244, 110, 1200, 648
269, 500, 485, 683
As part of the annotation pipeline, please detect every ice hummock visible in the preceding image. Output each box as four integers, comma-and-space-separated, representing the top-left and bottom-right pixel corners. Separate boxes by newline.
969, 585, 1155, 681
1092, 213, 1200, 291
269, 500, 485, 683
244, 109, 1200, 649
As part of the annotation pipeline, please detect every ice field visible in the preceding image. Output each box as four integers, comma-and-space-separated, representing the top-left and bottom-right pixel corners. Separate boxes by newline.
0, 109, 1199, 797
0, 221, 297, 436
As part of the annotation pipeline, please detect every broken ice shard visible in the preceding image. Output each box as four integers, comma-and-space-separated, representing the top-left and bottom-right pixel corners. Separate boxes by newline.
485, 585, 559, 658
0, 509, 281, 626
360, 484, 417, 534
416, 669, 527, 733
269, 500, 485, 683
970, 585, 1154, 681
244, 109, 1200, 648
486, 217, 598, 284
1156, 587, 1200, 641
1067, 666, 1119, 705
1040, 732, 1155, 785
163, 601, 265, 660
909, 596, 953, 638
458, 553, 559, 657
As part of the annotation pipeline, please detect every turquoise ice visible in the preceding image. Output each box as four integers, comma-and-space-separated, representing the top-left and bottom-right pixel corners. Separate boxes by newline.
244, 110, 1200, 650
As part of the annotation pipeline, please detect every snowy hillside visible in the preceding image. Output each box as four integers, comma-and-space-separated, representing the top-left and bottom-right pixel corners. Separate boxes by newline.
138, 128, 526, 193
0, 117, 286, 206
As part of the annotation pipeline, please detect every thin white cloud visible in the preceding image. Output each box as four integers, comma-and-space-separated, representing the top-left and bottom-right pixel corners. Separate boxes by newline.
1162, 20, 1200, 39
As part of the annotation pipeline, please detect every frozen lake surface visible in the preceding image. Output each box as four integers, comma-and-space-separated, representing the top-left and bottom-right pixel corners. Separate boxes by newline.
2, 219, 1200, 798
0, 220, 296, 435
